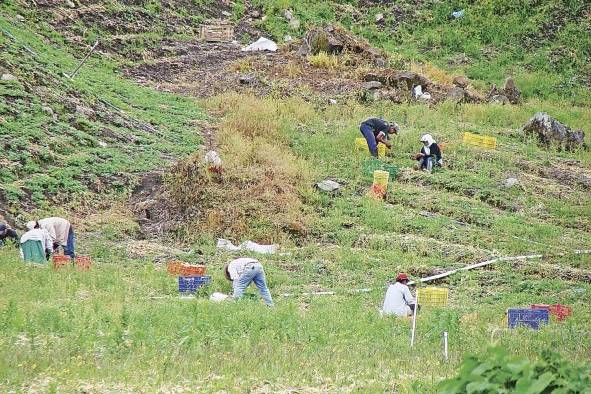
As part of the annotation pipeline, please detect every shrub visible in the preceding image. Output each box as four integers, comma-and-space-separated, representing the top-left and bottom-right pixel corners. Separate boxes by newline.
438, 347, 591, 394
308, 51, 340, 70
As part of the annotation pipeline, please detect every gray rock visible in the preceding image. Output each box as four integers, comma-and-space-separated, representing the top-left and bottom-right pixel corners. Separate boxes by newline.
1, 73, 17, 81
328, 99, 337, 105
446, 87, 465, 103
283, 35, 293, 43
221, 11, 232, 17
503, 177, 519, 188
289, 18, 301, 30
75, 105, 95, 117
315, 179, 341, 194
41, 106, 54, 117
490, 94, 509, 104
251, 10, 260, 18
521, 112, 586, 151
373, 57, 386, 67
503, 77, 520, 104
375, 13, 384, 22
65, 0, 75, 8
363, 81, 382, 90
15, 14, 25, 22
238, 74, 258, 85
284, 9, 294, 20
453, 75, 468, 88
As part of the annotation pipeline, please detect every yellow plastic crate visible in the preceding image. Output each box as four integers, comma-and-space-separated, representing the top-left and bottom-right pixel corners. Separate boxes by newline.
417, 287, 449, 307
373, 170, 389, 187
355, 138, 386, 158
462, 132, 497, 149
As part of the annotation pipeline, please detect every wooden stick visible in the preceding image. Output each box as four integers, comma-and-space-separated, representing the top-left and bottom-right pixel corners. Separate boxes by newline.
66, 40, 99, 79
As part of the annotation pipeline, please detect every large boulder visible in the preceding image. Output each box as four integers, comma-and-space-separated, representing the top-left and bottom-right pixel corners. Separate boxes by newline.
452, 76, 469, 88
446, 87, 465, 104
521, 112, 586, 151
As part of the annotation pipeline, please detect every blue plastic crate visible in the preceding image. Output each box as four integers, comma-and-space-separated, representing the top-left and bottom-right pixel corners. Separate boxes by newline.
178, 275, 212, 293
508, 308, 549, 330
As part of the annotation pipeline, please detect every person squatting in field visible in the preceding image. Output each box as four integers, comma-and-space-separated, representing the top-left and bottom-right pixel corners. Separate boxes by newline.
224, 257, 274, 306
382, 273, 418, 317
27, 217, 76, 258
359, 118, 400, 157
414, 133, 443, 173
0, 222, 18, 247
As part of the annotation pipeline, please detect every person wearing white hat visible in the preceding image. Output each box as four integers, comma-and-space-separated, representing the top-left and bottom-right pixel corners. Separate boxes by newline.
415, 134, 443, 173
21, 221, 53, 263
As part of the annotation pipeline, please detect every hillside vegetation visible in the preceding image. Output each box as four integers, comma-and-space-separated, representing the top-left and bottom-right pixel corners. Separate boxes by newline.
1, 0, 590, 392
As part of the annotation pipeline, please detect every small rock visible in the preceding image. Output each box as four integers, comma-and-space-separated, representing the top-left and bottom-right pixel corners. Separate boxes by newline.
251, 10, 260, 18
328, 99, 337, 105
238, 74, 258, 85
289, 18, 301, 30
15, 14, 25, 22
503, 177, 519, 188
375, 13, 384, 23
41, 106, 54, 117
453, 76, 469, 88
75, 105, 95, 117
261, 15, 267, 22
98, 141, 108, 148
1, 73, 17, 81
373, 57, 386, 67
503, 77, 521, 104
283, 35, 293, 43
315, 180, 341, 194
446, 87, 465, 104
490, 94, 509, 104
221, 11, 232, 17
65, 0, 75, 8
284, 9, 293, 20
363, 81, 382, 90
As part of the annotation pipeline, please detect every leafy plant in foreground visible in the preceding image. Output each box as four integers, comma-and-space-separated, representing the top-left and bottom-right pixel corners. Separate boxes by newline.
438, 347, 591, 394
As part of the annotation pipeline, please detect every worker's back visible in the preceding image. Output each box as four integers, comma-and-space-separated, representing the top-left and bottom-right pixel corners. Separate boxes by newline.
382, 282, 413, 316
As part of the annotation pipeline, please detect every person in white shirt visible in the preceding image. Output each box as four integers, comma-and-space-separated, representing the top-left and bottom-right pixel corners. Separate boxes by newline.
224, 257, 273, 306
21, 221, 53, 261
382, 273, 417, 317
37, 217, 75, 258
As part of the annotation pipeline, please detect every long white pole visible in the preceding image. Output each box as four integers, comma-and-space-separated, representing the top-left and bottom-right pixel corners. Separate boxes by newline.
410, 291, 418, 347
443, 331, 448, 361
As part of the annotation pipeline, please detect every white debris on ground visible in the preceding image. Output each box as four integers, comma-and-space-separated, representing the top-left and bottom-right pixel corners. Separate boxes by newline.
242, 37, 278, 52
216, 238, 278, 254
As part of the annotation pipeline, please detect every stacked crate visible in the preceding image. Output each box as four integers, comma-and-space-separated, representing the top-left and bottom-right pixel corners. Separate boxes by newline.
167, 260, 211, 294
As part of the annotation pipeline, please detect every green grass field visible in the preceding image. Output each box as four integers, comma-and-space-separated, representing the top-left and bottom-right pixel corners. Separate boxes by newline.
1, 0, 591, 392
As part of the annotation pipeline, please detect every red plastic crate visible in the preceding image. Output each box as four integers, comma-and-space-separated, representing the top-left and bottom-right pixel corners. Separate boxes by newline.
531, 304, 572, 321
75, 256, 92, 270
52, 255, 71, 269
167, 260, 183, 275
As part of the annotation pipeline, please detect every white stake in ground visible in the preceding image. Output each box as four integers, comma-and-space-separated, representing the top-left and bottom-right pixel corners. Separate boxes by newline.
65, 40, 99, 79
442, 331, 449, 361
410, 291, 419, 347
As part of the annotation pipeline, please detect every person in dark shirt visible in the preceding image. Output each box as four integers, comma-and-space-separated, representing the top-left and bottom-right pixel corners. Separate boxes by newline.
359, 118, 400, 157
0, 223, 18, 247
414, 134, 442, 173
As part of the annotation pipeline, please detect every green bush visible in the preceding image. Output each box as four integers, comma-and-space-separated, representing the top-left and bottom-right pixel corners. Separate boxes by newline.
438, 347, 591, 394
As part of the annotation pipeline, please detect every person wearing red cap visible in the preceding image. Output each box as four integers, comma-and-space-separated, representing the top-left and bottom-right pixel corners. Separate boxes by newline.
382, 273, 417, 317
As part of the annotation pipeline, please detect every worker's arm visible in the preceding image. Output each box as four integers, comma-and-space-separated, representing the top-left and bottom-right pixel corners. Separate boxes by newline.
376, 132, 392, 148
403, 286, 415, 305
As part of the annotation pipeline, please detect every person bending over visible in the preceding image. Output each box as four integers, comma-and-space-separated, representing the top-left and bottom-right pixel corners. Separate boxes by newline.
359, 118, 400, 157
224, 257, 273, 307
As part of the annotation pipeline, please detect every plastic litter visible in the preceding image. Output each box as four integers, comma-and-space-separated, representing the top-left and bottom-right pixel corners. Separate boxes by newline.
451, 9, 465, 19
216, 238, 278, 254
210, 292, 230, 302
242, 37, 278, 52
412, 85, 431, 101
204, 150, 222, 167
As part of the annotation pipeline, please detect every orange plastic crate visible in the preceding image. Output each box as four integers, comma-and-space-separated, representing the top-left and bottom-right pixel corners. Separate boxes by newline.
75, 256, 92, 270
180, 264, 207, 276
167, 260, 184, 275
52, 255, 71, 269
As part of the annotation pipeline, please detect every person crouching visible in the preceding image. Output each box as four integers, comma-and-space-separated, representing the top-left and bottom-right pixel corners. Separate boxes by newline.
382, 273, 417, 317
414, 134, 442, 173
224, 257, 274, 306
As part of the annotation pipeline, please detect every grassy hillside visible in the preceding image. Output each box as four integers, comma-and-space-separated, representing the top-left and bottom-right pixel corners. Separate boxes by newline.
1, 0, 590, 392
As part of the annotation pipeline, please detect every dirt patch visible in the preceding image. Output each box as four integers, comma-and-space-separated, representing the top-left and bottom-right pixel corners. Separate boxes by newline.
522, 160, 591, 189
